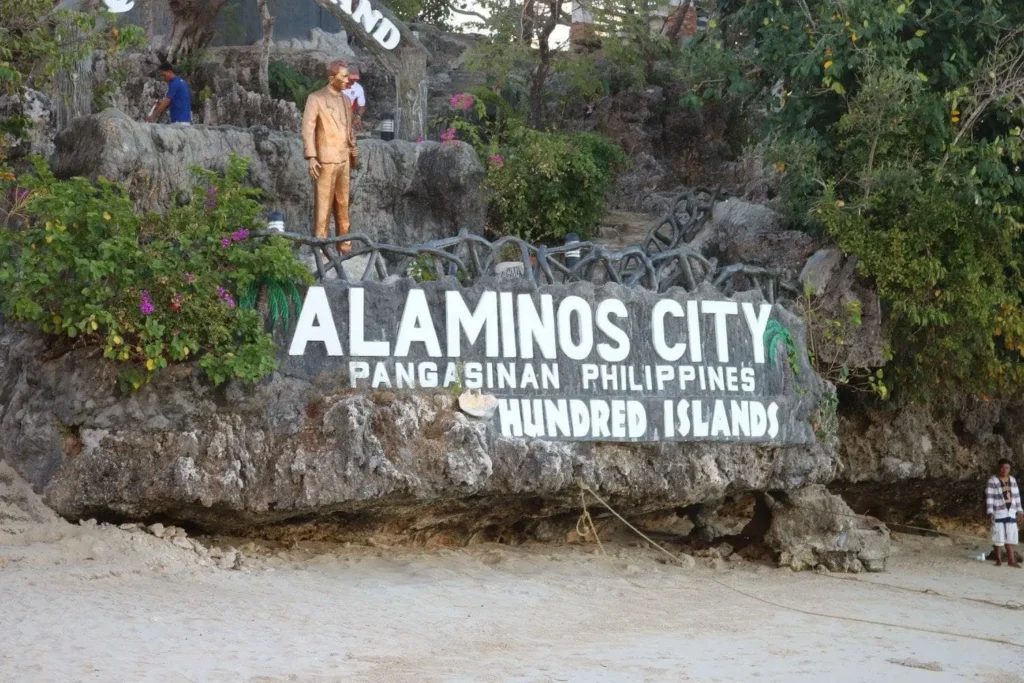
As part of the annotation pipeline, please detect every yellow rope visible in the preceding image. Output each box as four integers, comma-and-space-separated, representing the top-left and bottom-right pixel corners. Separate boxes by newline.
577, 482, 1024, 650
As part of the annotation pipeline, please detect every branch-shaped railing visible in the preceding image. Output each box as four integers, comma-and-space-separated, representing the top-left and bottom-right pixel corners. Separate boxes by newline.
255, 188, 801, 303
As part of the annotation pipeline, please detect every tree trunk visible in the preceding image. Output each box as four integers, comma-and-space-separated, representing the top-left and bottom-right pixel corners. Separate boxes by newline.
308, 0, 431, 140
394, 45, 428, 140
256, 0, 275, 96
164, 0, 230, 63
527, 0, 559, 129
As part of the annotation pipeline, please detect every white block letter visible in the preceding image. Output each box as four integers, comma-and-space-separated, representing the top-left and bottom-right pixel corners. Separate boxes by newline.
289, 286, 343, 356
349, 288, 390, 356
395, 289, 442, 357
596, 299, 630, 362
652, 299, 686, 361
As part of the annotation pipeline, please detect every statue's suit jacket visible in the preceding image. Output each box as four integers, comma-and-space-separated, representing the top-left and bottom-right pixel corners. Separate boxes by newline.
301, 86, 357, 163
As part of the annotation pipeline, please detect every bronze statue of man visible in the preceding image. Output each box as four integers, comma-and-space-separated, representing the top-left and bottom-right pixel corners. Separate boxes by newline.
302, 61, 360, 254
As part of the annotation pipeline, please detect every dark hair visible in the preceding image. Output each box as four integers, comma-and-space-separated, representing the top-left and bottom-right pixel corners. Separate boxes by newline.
158, 62, 174, 72
998, 458, 1012, 467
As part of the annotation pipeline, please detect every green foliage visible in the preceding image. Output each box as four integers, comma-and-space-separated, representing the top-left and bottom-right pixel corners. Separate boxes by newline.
240, 277, 304, 333
0, 156, 312, 389
591, 0, 673, 86
1, 1, 144, 162
268, 61, 320, 110
725, 0, 1024, 399
173, 48, 209, 79
430, 91, 626, 244
669, 22, 753, 109
386, 0, 476, 27
486, 126, 626, 243
799, 286, 889, 399
406, 254, 440, 283
811, 388, 839, 442
763, 319, 799, 376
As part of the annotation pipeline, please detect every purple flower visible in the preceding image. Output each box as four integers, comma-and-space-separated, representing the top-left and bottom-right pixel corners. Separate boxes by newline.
185, 273, 196, 285
230, 228, 249, 242
489, 153, 504, 168
205, 199, 217, 211
217, 286, 236, 309
440, 127, 457, 147
206, 187, 216, 198
205, 187, 217, 211
12, 188, 30, 203
220, 237, 231, 248
416, 136, 425, 143
139, 290, 154, 316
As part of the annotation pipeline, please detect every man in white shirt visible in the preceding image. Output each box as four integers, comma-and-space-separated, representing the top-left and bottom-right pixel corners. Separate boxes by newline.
987, 458, 1023, 567
343, 65, 366, 131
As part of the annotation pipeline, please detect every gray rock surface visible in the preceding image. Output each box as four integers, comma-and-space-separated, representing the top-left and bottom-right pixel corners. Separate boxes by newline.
806, 255, 886, 370
835, 396, 1023, 519
0, 278, 835, 536
800, 249, 843, 297
50, 109, 485, 244
765, 485, 890, 572
202, 83, 303, 133
0, 88, 56, 159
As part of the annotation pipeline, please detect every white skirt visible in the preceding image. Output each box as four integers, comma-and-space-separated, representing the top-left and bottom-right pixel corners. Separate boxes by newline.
991, 520, 1020, 546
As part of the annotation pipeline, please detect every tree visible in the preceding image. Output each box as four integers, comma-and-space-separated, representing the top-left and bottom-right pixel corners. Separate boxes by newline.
164, 0, 230, 62
308, 0, 430, 140
256, 0, 274, 96
467, 0, 575, 129
728, 0, 1024, 399
526, 0, 561, 127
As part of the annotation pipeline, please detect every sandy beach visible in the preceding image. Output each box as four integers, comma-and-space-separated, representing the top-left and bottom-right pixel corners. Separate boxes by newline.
2, 465, 1022, 682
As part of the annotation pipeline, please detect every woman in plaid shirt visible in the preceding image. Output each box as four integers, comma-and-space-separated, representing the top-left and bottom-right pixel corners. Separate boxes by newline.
987, 458, 1024, 567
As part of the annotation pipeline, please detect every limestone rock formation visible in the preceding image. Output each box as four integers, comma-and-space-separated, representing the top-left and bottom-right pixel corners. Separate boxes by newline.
765, 485, 890, 572
50, 109, 485, 244
202, 83, 303, 133
835, 396, 1020, 520
0, 88, 56, 159
0, 279, 834, 539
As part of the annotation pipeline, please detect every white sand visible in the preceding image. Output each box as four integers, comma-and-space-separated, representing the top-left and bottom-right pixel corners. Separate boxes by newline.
2, 462, 1023, 682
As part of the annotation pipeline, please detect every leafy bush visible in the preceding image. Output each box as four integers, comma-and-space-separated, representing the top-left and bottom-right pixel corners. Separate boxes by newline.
268, 61, 320, 110
1, 0, 144, 162
725, 0, 1024, 399
0, 156, 312, 389
486, 127, 626, 243
430, 95, 625, 244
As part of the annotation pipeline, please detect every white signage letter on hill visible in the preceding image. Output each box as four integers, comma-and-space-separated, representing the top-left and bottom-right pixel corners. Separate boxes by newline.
352, 0, 384, 34
289, 287, 343, 356
101, 0, 135, 13
373, 19, 402, 49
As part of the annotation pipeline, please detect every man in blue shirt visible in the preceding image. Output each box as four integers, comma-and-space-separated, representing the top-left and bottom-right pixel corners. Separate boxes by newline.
146, 62, 192, 124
